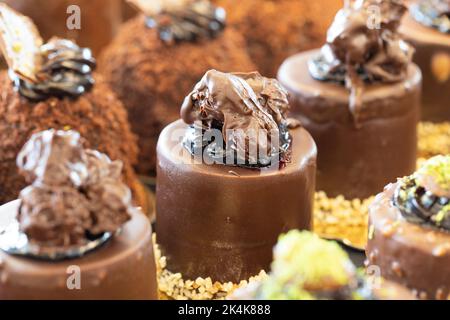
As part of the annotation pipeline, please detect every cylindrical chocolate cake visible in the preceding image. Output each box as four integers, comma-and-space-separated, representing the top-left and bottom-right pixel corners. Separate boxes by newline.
400, 0, 450, 122
278, 0, 421, 199
99, 0, 256, 176
0, 130, 158, 300
156, 70, 317, 283
366, 155, 450, 300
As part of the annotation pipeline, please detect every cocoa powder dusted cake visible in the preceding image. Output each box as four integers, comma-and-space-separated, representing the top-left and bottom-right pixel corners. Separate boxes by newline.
213, 0, 342, 77
231, 231, 415, 300
156, 70, 317, 287
99, 0, 255, 175
0, 129, 157, 300
0, 4, 145, 210
366, 155, 450, 300
400, 0, 450, 122
278, 0, 421, 199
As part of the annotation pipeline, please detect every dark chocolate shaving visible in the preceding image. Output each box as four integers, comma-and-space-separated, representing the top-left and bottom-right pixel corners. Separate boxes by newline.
11, 38, 96, 101
146, 0, 226, 43
411, 0, 450, 33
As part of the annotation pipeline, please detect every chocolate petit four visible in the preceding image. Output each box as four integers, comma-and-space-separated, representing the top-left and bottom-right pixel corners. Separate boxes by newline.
366, 155, 450, 300
0, 4, 145, 210
156, 70, 317, 288
214, 0, 342, 77
400, 0, 450, 122
231, 231, 415, 300
100, 0, 255, 176
3, 0, 122, 55
278, 0, 421, 199
0, 129, 157, 300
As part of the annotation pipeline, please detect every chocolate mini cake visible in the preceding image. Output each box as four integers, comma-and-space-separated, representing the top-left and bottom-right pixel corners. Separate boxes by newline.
3, 0, 122, 55
278, 0, 421, 199
400, 0, 450, 122
0, 4, 145, 210
366, 155, 450, 300
99, 0, 255, 175
0, 129, 157, 300
231, 231, 415, 300
214, 0, 342, 77
156, 70, 317, 284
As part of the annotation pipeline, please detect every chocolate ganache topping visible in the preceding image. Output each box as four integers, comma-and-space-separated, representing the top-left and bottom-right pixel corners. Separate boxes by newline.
394, 155, 450, 231
411, 0, 450, 33
180, 70, 301, 168
308, 0, 414, 122
128, 0, 226, 43
16, 129, 132, 247
0, 4, 95, 102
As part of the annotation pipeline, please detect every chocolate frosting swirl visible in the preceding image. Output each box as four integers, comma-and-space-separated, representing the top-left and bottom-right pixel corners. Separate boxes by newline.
181, 70, 300, 168
16, 130, 131, 247
11, 38, 96, 101
308, 0, 414, 122
411, 0, 450, 33
394, 155, 450, 231
145, 0, 226, 43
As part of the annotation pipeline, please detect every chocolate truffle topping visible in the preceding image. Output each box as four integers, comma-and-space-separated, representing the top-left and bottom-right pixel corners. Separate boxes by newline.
309, 0, 414, 122
394, 155, 450, 231
128, 0, 225, 43
180, 70, 300, 168
16, 130, 132, 247
0, 4, 95, 102
411, 0, 450, 33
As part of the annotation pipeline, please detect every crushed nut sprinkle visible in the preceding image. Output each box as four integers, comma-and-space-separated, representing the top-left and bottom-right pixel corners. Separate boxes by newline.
418, 122, 450, 159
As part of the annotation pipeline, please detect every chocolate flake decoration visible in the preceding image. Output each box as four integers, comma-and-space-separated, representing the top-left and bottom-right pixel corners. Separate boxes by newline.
181, 70, 300, 169
394, 156, 450, 231
308, 0, 414, 124
0, 129, 133, 260
129, 0, 226, 43
411, 0, 450, 33
0, 4, 96, 101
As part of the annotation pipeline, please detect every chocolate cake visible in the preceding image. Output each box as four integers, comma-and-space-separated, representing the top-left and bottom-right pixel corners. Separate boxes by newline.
366, 155, 450, 300
99, 0, 256, 175
0, 4, 145, 210
2, 0, 122, 55
231, 231, 415, 300
156, 70, 317, 284
214, 0, 342, 77
400, 0, 450, 122
0, 129, 157, 300
278, 0, 421, 199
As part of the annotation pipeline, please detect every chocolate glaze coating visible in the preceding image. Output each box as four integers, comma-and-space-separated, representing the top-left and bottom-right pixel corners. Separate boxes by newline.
400, 11, 450, 122
156, 120, 317, 283
366, 183, 450, 300
0, 200, 157, 300
278, 50, 421, 199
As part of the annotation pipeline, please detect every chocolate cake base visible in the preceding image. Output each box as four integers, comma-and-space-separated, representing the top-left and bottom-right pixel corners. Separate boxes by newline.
278, 50, 421, 199
156, 120, 317, 284
0, 200, 158, 300
366, 183, 450, 300
0, 71, 141, 208
400, 11, 450, 122
99, 15, 256, 176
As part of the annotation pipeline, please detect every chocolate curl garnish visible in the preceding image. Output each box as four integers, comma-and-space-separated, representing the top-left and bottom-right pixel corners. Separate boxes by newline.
0, 3, 43, 83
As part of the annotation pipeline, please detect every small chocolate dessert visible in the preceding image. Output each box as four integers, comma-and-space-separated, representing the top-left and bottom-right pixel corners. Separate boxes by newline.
156, 70, 317, 284
0, 129, 157, 300
214, 0, 342, 77
366, 155, 450, 300
400, 0, 450, 122
3, 0, 122, 55
99, 0, 255, 175
0, 4, 145, 211
278, 0, 421, 199
231, 231, 415, 300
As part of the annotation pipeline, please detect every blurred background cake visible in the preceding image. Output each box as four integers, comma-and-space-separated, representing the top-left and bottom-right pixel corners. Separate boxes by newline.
100, 0, 255, 176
